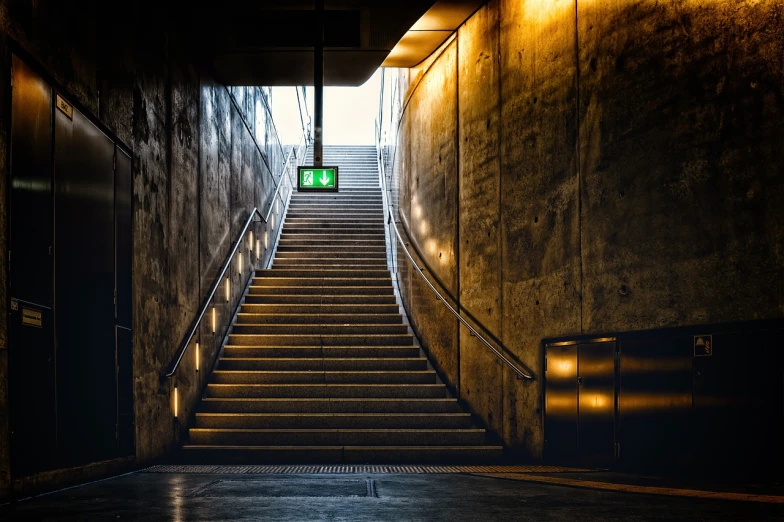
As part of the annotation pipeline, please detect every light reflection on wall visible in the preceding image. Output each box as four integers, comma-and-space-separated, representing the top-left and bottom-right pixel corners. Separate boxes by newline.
522, 0, 576, 24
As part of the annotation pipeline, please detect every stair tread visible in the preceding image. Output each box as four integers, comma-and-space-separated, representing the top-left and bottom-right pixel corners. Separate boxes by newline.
195, 413, 468, 417
190, 428, 485, 433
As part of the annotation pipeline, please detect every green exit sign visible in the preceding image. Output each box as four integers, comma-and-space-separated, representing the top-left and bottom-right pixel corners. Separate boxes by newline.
298, 166, 339, 192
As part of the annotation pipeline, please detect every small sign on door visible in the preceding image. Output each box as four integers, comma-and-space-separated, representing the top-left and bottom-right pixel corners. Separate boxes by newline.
694, 334, 712, 357
21, 307, 42, 328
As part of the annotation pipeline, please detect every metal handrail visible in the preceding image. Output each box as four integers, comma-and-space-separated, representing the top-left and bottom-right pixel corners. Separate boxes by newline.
163, 207, 264, 378
164, 141, 303, 379
374, 124, 534, 381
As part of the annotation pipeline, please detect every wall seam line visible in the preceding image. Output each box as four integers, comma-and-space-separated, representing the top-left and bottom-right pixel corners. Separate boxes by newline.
574, 0, 584, 334
455, 27, 461, 400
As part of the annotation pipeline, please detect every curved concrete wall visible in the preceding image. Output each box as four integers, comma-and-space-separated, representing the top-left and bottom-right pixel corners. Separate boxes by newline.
393, 0, 784, 458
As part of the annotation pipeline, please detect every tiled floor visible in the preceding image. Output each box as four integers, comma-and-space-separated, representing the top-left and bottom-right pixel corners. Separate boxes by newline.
2, 470, 782, 521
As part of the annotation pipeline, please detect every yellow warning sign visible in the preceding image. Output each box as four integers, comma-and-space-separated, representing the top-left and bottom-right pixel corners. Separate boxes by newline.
21, 307, 42, 328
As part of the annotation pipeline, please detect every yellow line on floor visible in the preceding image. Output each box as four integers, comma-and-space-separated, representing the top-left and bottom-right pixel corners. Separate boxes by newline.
471, 473, 784, 504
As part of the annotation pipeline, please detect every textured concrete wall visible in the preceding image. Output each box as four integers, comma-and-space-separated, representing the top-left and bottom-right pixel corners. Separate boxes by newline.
0, 1, 289, 496
394, 0, 784, 458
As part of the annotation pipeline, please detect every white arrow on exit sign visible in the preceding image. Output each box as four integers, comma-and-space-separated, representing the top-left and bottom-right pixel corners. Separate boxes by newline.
320, 172, 330, 185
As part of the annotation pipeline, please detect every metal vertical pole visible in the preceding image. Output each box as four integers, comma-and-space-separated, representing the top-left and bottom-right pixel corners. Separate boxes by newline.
314, 0, 324, 167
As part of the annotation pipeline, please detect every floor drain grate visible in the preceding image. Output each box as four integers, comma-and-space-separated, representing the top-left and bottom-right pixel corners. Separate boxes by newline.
142, 465, 592, 474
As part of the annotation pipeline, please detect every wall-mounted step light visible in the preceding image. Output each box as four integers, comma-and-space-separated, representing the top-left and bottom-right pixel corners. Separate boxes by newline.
212, 307, 216, 333
238, 252, 243, 273
195, 341, 200, 372
256, 239, 260, 259
271, 215, 275, 231
249, 231, 254, 253
225, 277, 230, 302
173, 385, 179, 418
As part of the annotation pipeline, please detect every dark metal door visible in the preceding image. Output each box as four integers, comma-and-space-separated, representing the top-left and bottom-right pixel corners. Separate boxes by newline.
8, 55, 57, 476
544, 343, 578, 463
54, 99, 117, 465
577, 341, 616, 467
618, 338, 693, 472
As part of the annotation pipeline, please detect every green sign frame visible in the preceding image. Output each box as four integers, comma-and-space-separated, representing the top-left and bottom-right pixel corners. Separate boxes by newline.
297, 166, 339, 192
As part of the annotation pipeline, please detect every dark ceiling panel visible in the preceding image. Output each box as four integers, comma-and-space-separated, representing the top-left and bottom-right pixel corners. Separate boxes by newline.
188, 0, 436, 85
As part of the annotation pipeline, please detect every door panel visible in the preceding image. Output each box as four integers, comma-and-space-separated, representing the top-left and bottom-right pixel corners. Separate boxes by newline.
54, 100, 117, 465
9, 55, 53, 305
618, 338, 693, 472
8, 55, 57, 476
577, 341, 615, 467
544, 344, 578, 463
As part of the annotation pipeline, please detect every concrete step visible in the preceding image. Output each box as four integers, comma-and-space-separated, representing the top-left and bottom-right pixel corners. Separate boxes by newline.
274, 247, 388, 254
283, 217, 384, 222
216, 357, 427, 371
235, 313, 403, 325
221, 346, 421, 358
251, 277, 391, 287
282, 223, 386, 230
226, 334, 414, 346
197, 397, 462, 414
239, 304, 400, 314
272, 259, 388, 267
244, 294, 397, 305
247, 286, 394, 296
188, 428, 487, 446
205, 383, 445, 398
271, 263, 389, 271
229, 324, 410, 335
178, 445, 503, 464
279, 234, 386, 241
210, 370, 437, 384
256, 269, 390, 278
193, 413, 472, 429
274, 251, 387, 259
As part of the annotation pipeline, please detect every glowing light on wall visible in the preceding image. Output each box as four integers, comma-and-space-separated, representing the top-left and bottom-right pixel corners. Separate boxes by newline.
523, 0, 575, 24
256, 239, 261, 258
238, 252, 243, 273
195, 342, 200, 372
226, 277, 230, 302
173, 386, 179, 418
211, 307, 216, 333
249, 231, 254, 251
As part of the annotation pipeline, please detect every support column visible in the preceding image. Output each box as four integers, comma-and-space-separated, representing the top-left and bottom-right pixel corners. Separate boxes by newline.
313, 0, 324, 167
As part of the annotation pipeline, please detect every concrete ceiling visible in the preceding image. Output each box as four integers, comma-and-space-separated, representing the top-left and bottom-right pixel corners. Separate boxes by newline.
190, 0, 438, 86
383, 1, 485, 68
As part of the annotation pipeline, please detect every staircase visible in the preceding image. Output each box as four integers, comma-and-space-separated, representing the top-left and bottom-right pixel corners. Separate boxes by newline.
181, 145, 503, 463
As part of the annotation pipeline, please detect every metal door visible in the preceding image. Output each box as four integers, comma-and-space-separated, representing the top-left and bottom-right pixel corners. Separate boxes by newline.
577, 341, 616, 467
618, 338, 693, 472
544, 343, 578, 463
54, 98, 117, 465
8, 55, 57, 476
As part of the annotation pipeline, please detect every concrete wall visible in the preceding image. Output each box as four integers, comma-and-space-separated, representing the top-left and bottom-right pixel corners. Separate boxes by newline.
392, 0, 784, 458
0, 2, 290, 497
